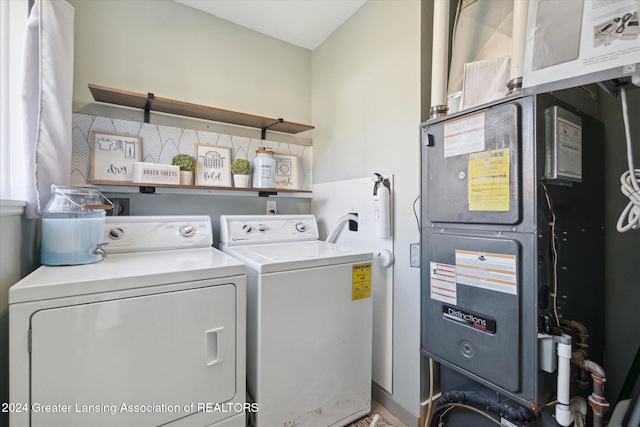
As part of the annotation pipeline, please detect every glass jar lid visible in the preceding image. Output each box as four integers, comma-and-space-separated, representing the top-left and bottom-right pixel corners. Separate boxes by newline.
256, 147, 274, 154
42, 185, 113, 214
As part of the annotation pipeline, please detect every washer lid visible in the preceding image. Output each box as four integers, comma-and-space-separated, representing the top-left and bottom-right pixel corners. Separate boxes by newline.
9, 247, 245, 304
221, 241, 372, 273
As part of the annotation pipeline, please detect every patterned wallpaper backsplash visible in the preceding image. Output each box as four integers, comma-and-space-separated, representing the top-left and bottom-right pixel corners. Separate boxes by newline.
71, 113, 312, 191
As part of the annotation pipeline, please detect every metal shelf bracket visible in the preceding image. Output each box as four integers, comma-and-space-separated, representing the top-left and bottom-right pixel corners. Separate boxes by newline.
144, 93, 155, 123
261, 118, 284, 139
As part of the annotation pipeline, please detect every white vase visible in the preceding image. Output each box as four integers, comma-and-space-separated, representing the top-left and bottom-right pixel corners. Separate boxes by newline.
233, 174, 250, 188
180, 171, 193, 185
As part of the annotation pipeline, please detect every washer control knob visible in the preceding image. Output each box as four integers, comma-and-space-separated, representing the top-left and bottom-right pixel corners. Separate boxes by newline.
108, 227, 124, 240
295, 222, 307, 232
242, 224, 253, 234
180, 225, 196, 237
258, 224, 267, 232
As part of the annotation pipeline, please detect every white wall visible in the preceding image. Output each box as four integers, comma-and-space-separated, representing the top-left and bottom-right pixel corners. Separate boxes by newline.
68, 0, 312, 142
312, 0, 422, 419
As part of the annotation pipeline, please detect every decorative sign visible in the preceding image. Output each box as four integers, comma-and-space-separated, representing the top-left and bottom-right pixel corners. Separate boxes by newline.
273, 153, 300, 190
91, 131, 141, 183
195, 145, 231, 187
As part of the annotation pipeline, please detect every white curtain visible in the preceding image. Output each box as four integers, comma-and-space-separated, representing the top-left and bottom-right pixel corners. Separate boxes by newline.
21, 0, 74, 218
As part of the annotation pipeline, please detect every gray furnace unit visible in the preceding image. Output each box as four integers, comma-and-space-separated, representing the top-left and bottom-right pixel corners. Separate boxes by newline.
420, 93, 605, 424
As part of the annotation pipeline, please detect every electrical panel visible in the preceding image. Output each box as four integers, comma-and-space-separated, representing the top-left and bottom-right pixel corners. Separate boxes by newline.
544, 106, 583, 183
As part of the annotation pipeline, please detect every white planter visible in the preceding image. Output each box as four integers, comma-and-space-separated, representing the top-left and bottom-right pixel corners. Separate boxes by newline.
180, 171, 193, 185
233, 174, 250, 188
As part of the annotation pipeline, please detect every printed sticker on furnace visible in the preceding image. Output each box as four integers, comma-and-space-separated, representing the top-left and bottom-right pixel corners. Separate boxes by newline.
468, 148, 510, 211
443, 112, 485, 158
430, 262, 457, 305
352, 262, 372, 300
455, 250, 517, 295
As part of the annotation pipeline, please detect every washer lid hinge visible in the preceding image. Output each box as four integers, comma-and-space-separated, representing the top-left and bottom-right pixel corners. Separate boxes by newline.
28, 329, 32, 353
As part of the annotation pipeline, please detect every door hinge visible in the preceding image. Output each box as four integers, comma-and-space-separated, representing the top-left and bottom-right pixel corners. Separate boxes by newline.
28, 329, 32, 353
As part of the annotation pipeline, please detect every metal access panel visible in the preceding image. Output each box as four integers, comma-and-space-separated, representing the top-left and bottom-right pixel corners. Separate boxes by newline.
421, 102, 522, 225
424, 233, 522, 392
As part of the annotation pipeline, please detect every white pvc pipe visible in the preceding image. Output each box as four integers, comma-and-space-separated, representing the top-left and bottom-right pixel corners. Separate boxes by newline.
556, 336, 573, 426
431, 0, 450, 110
510, 0, 529, 85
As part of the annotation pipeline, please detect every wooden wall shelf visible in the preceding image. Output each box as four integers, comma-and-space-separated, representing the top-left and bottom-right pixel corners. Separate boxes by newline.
88, 84, 314, 137
90, 181, 312, 199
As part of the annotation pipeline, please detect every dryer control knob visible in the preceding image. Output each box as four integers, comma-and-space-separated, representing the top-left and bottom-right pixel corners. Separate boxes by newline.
242, 224, 253, 234
180, 225, 196, 237
295, 222, 307, 232
108, 227, 124, 240
258, 224, 267, 232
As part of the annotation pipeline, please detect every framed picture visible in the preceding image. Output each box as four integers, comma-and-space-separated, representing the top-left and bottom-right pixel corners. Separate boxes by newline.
195, 145, 232, 187
273, 153, 300, 190
91, 131, 141, 183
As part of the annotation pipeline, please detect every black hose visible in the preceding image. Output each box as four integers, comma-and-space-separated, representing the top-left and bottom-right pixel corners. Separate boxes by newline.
617, 344, 640, 403
438, 390, 538, 423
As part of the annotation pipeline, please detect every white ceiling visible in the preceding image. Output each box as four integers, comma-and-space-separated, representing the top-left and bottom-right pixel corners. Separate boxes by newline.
174, 0, 368, 50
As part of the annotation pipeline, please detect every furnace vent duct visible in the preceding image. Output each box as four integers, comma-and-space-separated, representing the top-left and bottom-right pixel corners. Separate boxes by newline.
431, 0, 451, 118
508, 0, 529, 93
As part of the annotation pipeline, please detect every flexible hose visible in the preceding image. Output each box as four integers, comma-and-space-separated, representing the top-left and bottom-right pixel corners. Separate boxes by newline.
617, 86, 640, 232
325, 214, 359, 243
429, 403, 501, 426
617, 344, 640, 403
424, 358, 434, 427
437, 391, 538, 423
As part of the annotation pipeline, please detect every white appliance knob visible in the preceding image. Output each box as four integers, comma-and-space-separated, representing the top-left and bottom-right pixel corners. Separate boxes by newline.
258, 224, 267, 232
376, 249, 395, 268
180, 225, 196, 237
108, 227, 124, 240
242, 224, 253, 234
296, 222, 307, 232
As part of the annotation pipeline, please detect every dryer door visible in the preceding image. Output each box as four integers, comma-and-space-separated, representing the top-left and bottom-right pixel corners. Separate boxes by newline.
30, 282, 237, 427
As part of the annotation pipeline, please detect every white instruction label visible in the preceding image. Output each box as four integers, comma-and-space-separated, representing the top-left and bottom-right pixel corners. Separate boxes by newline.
430, 262, 457, 304
556, 117, 582, 180
443, 112, 485, 158
455, 250, 517, 295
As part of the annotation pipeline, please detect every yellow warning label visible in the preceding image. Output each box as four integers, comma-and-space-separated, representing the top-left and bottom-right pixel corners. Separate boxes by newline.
468, 148, 510, 211
352, 262, 372, 300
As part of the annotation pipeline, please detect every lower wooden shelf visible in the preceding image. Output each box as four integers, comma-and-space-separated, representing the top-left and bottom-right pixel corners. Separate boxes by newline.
89, 181, 312, 198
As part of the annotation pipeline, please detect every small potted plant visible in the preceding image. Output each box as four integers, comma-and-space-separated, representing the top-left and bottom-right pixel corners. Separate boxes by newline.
172, 154, 195, 185
231, 158, 251, 188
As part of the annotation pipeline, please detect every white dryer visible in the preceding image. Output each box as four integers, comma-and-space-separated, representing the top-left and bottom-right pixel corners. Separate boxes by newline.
9, 216, 247, 427
219, 215, 373, 427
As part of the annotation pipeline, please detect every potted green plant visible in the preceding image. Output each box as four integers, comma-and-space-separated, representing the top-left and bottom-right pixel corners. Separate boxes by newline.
231, 158, 251, 188
172, 154, 195, 185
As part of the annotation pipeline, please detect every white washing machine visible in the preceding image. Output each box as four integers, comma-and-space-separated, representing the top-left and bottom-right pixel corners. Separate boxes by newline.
9, 216, 247, 427
219, 215, 373, 427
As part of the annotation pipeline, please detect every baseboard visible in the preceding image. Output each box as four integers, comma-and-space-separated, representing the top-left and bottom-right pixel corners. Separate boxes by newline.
371, 382, 419, 427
